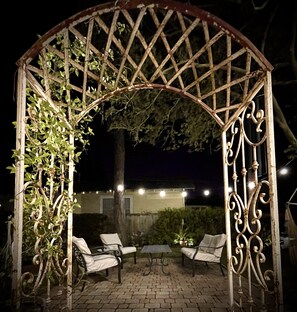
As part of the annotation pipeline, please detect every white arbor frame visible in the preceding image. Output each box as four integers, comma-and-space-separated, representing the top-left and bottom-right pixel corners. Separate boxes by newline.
12, 0, 283, 311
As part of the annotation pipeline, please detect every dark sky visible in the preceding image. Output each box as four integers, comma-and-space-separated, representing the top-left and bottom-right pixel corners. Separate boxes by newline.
75, 123, 224, 196
1, 0, 296, 210
1, 0, 224, 199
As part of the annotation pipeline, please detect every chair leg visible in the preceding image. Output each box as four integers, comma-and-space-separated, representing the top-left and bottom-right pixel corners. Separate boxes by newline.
81, 273, 86, 292
120, 256, 124, 269
81, 280, 86, 292
75, 268, 87, 292
134, 252, 137, 264
117, 263, 122, 283
182, 253, 185, 266
219, 263, 225, 276
73, 265, 79, 284
192, 259, 195, 277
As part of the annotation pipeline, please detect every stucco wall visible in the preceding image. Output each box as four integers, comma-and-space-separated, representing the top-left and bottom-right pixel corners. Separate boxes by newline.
133, 190, 185, 213
74, 192, 101, 214
74, 189, 186, 214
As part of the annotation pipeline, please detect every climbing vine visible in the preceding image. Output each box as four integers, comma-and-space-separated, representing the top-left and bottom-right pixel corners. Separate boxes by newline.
9, 39, 96, 296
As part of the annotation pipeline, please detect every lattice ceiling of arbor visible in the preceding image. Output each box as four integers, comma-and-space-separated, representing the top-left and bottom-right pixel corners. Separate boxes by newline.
17, 0, 272, 128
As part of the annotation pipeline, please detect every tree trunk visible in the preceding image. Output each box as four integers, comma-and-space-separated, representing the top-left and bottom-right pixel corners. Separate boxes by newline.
113, 129, 128, 245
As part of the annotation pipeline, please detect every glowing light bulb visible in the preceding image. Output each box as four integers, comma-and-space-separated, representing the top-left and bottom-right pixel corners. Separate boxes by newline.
138, 188, 145, 195
160, 190, 166, 197
204, 190, 210, 196
117, 184, 124, 192
279, 168, 288, 175
182, 191, 187, 198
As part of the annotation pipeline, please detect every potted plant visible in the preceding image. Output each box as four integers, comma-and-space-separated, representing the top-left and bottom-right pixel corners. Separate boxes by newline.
174, 229, 188, 246
174, 219, 189, 247
131, 231, 145, 249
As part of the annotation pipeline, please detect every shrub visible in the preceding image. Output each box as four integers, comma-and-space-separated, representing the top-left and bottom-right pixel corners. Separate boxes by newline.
73, 213, 110, 246
146, 206, 225, 246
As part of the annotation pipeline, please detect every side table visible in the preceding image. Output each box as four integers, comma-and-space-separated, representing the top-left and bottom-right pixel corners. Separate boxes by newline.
141, 244, 172, 275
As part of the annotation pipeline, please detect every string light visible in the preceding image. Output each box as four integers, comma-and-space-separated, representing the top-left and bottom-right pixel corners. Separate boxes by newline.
203, 189, 210, 196
182, 190, 187, 197
160, 190, 166, 197
138, 188, 145, 195
279, 168, 288, 175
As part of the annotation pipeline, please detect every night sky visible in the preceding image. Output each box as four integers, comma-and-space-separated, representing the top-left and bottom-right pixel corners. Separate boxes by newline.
1, 1, 296, 213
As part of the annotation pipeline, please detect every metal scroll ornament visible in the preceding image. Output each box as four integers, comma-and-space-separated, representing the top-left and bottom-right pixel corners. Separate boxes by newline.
226, 101, 275, 306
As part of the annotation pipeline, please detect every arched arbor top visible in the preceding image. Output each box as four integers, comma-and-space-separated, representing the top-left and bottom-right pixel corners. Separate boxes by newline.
12, 1, 283, 310
16, 0, 273, 128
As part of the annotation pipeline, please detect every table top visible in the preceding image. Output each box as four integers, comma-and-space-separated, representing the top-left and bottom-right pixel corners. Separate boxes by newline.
141, 244, 172, 254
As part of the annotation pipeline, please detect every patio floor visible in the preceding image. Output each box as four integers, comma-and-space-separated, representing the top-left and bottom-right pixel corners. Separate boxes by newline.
39, 254, 291, 312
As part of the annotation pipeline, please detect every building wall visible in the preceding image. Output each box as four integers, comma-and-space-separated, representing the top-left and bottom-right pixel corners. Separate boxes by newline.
133, 190, 185, 213
74, 192, 101, 214
74, 188, 186, 214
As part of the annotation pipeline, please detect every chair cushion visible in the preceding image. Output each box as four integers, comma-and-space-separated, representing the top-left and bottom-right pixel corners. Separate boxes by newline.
73, 236, 95, 266
100, 233, 136, 256
181, 233, 226, 263
198, 234, 226, 257
181, 247, 221, 263
87, 254, 120, 273
209, 234, 226, 257
199, 234, 213, 252
121, 246, 137, 254
100, 233, 123, 251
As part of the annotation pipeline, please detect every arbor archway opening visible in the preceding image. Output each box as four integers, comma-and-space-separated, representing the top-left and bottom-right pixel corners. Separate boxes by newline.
12, 1, 282, 310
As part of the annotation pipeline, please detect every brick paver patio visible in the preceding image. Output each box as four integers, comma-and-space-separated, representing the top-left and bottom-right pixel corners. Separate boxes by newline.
43, 255, 280, 312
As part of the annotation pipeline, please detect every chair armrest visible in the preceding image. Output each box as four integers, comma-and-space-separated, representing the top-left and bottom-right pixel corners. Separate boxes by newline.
102, 243, 122, 249
214, 243, 226, 249
79, 249, 116, 257
197, 243, 225, 250
189, 244, 206, 252
203, 243, 226, 251
192, 243, 225, 258
90, 245, 105, 252
102, 243, 122, 256
102, 249, 121, 257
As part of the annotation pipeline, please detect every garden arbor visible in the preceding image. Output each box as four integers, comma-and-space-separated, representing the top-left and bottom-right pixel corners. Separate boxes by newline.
12, 0, 283, 311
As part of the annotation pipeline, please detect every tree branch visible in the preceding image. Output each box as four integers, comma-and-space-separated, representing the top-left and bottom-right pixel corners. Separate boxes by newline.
261, 2, 279, 54
273, 94, 297, 149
